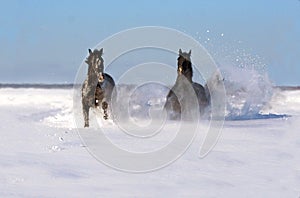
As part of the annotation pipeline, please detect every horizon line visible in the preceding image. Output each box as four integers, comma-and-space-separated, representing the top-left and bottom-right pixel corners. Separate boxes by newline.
0, 83, 300, 91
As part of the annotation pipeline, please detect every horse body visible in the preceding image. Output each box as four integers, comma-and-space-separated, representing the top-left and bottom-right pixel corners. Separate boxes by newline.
95, 73, 115, 106
192, 82, 209, 112
164, 49, 209, 119
82, 48, 115, 127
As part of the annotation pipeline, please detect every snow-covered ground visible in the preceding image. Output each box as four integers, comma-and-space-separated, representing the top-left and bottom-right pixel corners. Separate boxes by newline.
0, 87, 300, 197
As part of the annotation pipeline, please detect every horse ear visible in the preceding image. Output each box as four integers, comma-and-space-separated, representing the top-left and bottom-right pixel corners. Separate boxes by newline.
179, 49, 182, 55
188, 50, 191, 56
88, 49, 92, 54
99, 48, 103, 55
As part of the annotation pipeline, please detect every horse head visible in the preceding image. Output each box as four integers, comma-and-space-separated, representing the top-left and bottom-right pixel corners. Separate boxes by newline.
177, 49, 193, 81
85, 48, 104, 82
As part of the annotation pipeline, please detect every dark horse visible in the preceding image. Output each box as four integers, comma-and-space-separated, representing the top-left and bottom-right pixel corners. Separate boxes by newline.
82, 48, 115, 127
164, 49, 209, 120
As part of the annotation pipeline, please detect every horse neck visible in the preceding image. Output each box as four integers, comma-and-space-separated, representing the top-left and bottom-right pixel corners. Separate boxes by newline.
184, 68, 193, 82
176, 73, 193, 83
99, 61, 104, 74
87, 65, 99, 85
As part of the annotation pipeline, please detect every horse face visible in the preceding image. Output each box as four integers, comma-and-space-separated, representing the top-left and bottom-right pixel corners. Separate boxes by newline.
178, 59, 192, 75
177, 49, 192, 75
86, 48, 104, 80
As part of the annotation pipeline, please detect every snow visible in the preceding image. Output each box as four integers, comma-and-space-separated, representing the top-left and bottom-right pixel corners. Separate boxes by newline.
0, 87, 300, 197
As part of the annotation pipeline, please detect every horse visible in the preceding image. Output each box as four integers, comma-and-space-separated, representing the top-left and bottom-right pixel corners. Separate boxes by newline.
81, 48, 116, 127
164, 49, 209, 120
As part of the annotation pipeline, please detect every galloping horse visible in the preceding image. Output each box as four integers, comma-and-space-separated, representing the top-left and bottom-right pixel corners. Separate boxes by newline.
81, 48, 115, 127
164, 49, 209, 119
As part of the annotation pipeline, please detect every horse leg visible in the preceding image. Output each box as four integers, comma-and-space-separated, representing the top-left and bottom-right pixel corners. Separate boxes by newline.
164, 90, 174, 111
102, 101, 108, 120
164, 90, 181, 120
82, 102, 90, 127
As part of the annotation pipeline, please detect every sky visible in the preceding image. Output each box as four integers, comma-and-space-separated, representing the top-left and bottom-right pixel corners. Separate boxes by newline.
0, 0, 299, 85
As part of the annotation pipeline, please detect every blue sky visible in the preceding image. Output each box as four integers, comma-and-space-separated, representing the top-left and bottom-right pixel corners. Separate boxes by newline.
0, 0, 299, 85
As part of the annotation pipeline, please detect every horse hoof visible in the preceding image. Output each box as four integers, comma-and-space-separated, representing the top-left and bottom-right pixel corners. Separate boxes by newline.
102, 102, 108, 109
84, 123, 89, 128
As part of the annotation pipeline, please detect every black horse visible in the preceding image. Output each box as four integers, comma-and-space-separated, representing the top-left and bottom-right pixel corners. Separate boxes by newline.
81, 48, 115, 127
164, 49, 209, 120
